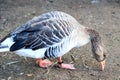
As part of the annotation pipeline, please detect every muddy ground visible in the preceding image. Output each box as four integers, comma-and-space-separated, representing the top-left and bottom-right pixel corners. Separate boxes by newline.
0, 0, 120, 80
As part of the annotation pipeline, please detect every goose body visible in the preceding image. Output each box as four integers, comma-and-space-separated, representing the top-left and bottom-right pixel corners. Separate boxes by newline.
0, 11, 106, 70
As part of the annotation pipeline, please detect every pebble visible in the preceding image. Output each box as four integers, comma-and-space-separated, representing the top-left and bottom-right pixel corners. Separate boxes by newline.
91, 0, 100, 4
8, 76, 12, 80
89, 72, 96, 76
48, 0, 54, 3
19, 72, 24, 76
117, 64, 120, 67
31, 11, 36, 15
26, 73, 34, 77
2, 18, 6, 22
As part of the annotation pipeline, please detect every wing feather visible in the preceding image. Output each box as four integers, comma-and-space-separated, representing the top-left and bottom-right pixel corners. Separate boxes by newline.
10, 11, 73, 51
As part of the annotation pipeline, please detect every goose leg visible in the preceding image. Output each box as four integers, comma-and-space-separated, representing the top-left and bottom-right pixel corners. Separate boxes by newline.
57, 57, 76, 70
36, 58, 53, 68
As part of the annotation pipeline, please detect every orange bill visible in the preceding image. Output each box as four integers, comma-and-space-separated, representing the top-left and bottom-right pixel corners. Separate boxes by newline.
100, 60, 105, 71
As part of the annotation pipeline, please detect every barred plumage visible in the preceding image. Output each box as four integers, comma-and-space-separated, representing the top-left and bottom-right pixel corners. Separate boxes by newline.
0, 11, 106, 70
10, 11, 75, 52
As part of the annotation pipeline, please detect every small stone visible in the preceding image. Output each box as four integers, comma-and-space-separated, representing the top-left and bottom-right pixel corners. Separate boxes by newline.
111, 12, 115, 14
8, 76, 12, 80
27, 13, 31, 16
91, 0, 99, 4
19, 72, 24, 75
31, 11, 36, 15
2, 18, 8, 24
117, 64, 120, 66
98, 78, 101, 80
48, 0, 54, 3
24, 15, 28, 18
89, 72, 95, 76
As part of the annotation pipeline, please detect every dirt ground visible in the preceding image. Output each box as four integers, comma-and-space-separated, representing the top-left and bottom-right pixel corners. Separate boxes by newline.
0, 0, 120, 80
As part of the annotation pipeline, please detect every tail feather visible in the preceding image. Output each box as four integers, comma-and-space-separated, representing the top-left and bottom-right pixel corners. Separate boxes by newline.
0, 44, 9, 52
0, 35, 14, 52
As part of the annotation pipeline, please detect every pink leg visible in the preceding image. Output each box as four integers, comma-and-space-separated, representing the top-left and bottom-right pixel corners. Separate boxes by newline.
36, 58, 53, 68
57, 57, 76, 70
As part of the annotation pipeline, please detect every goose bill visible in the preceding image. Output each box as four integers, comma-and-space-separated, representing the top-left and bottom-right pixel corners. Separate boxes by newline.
100, 60, 105, 71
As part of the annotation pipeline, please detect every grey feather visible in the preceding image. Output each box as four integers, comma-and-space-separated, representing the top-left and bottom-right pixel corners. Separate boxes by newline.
10, 11, 73, 51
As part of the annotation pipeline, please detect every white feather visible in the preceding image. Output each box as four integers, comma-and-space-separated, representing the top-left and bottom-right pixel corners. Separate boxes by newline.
0, 48, 9, 52
0, 37, 14, 52
15, 48, 46, 58
1, 37, 14, 47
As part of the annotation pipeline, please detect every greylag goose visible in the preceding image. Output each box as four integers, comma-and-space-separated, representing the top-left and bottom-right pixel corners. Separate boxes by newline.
0, 11, 106, 70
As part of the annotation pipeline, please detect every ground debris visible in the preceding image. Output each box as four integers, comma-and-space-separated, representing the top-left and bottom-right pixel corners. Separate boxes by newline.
6, 61, 20, 65
26, 73, 34, 77
70, 55, 76, 63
